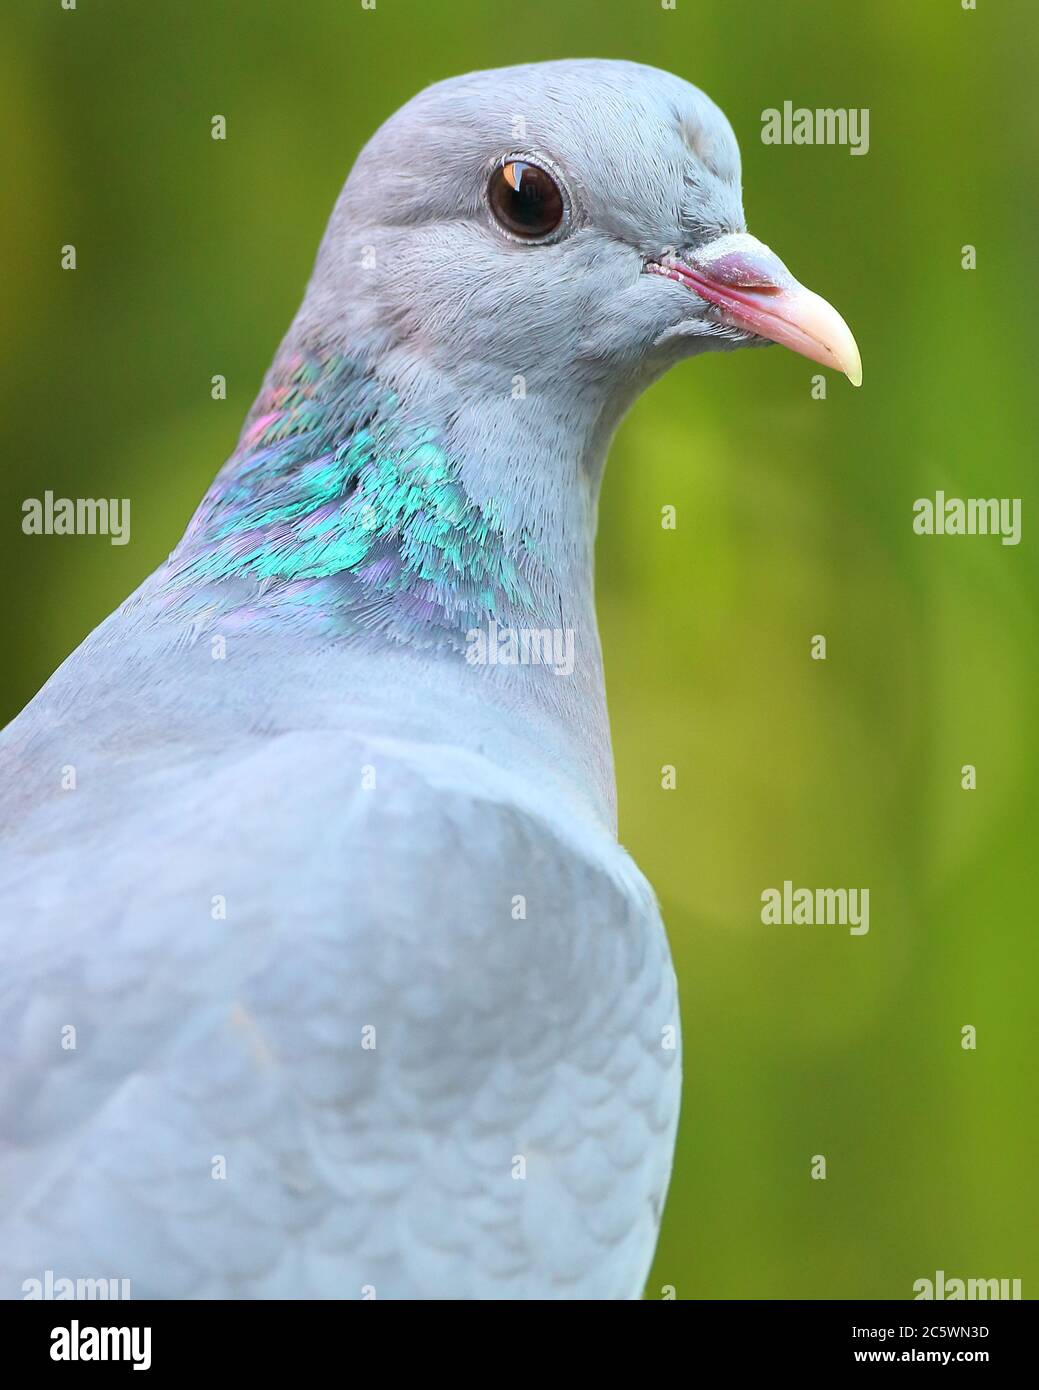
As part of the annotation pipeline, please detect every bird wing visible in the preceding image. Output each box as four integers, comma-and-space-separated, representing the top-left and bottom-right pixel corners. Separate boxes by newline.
0, 699, 680, 1299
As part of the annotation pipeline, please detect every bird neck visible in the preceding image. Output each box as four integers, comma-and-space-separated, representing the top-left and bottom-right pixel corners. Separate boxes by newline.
158, 342, 621, 827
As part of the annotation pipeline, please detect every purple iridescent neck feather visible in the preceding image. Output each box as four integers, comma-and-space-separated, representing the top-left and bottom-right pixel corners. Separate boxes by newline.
162, 351, 550, 649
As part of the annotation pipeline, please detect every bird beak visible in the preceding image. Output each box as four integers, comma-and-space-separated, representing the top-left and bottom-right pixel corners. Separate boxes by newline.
648, 231, 862, 386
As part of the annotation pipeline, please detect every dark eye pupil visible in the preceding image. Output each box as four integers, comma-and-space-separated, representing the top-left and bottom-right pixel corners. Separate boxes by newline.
489, 160, 565, 239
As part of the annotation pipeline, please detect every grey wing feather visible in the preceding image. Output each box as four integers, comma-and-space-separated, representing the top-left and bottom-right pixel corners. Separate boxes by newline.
0, 706, 679, 1299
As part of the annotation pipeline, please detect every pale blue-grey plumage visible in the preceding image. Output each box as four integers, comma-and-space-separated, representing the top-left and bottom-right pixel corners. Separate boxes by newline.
0, 57, 784, 1299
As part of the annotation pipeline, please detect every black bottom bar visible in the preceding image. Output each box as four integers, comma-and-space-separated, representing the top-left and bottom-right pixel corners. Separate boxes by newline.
2, 1297, 1031, 1376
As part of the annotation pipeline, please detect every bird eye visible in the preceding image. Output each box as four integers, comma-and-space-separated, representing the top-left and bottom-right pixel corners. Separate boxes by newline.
488, 158, 566, 241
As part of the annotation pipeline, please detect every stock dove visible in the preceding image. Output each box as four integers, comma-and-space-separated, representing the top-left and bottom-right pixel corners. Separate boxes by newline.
0, 59, 859, 1300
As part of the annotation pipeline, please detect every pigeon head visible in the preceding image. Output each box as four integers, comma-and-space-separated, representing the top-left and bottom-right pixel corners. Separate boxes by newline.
171, 61, 859, 662
294, 58, 861, 401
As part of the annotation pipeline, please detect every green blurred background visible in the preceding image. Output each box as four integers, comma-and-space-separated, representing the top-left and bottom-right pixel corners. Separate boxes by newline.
4, 1, 1036, 1299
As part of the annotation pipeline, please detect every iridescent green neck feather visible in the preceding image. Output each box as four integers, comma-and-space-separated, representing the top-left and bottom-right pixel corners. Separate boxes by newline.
165, 352, 547, 647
